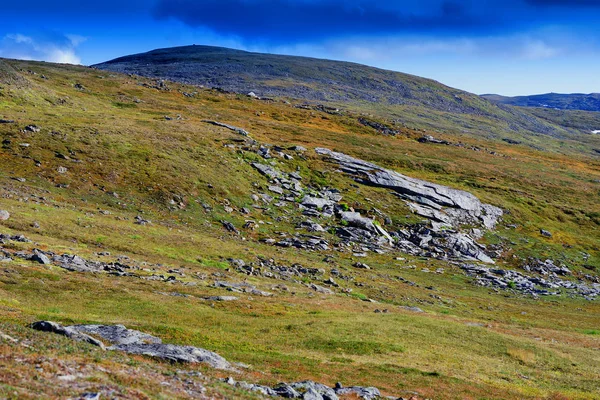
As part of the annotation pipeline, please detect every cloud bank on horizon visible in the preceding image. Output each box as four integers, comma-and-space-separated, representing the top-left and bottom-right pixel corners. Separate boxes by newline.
152, 0, 600, 41
1, 0, 599, 95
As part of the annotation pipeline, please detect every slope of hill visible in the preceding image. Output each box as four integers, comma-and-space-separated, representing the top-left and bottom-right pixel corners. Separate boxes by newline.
482, 92, 600, 113
94, 45, 600, 152
1, 58, 600, 399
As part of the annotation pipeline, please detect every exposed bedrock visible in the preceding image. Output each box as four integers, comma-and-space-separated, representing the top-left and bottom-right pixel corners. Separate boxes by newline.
315, 148, 503, 230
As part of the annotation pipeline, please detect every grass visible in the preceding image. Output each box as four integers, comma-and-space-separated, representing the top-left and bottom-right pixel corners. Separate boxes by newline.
0, 58, 599, 399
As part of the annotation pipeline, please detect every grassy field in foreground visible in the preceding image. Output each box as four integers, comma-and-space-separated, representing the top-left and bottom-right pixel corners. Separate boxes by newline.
0, 59, 599, 399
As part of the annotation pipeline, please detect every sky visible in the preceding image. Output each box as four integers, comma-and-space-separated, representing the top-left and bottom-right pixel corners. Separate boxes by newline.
1, 0, 599, 96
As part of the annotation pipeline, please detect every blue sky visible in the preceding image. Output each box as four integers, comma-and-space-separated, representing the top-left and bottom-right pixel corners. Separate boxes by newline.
1, 0, 599, 95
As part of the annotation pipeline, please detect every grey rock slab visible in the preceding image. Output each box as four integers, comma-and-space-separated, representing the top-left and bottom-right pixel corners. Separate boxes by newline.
316, 147, 480, 210
31, 250, 51, 265
31, 321, 106, 349
33, 321, 234, 370
407, 203, 451, 224
112, 342, 233, 369
203, 296, 239, 301
252, 163, 283, 179
69, 324, 161, 346
340, 211, 377, 232
202, 120, 249, 136
316, 148, 502, 228
56, 254, 102, 272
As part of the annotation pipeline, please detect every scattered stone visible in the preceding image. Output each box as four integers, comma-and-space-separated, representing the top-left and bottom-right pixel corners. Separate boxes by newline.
134, 215, 151, 225
57, 166, 68, 174
252, 163, 283, 179
301, 196, 335, 210
310, 284, 334, 294
24, 125, 41, 133
80, 393, 101, 400
221, 220, 239, 234
289, 145, 307, 152
418, 135, 450, 145
399, 306, 424, 313
0, 210, 9, 221
203, 296, 238, 301
540, 229, 552, 238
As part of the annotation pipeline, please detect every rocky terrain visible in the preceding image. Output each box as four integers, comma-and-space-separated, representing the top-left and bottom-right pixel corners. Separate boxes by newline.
1, 57, 599, 399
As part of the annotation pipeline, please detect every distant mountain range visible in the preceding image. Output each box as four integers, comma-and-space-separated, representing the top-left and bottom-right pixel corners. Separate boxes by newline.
482, 93, 600, 112
94, 45, 600, 145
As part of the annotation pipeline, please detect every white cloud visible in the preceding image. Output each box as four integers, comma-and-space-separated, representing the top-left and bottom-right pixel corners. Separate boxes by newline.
5, 33, 33, 44
46, 48, 81, 64
520, 39, 560, 60
0, 32, 84, 65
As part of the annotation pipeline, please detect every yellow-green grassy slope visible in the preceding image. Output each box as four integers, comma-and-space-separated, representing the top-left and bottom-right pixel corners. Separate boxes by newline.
0, 59, 599, 399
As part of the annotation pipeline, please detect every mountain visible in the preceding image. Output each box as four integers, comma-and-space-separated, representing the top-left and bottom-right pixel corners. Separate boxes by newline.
94, 45, 600, 151
482, 92, 600, 112
1, 57, 600, 399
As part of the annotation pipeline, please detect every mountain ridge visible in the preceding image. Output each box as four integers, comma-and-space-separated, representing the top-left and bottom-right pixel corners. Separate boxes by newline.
482, 92, 600, 112
93, 45, 600, 151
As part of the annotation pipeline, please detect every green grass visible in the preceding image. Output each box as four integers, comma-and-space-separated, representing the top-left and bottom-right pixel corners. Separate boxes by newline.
0, 58, 599, 399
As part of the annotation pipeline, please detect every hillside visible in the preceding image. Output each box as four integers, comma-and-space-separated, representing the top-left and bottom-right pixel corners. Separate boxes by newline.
94, 46, 600, 154
1, 58, 600, 399
482, 92, 600, 113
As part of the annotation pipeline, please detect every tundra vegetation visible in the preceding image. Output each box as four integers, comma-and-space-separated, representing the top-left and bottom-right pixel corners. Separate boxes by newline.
0, 57, 599, 399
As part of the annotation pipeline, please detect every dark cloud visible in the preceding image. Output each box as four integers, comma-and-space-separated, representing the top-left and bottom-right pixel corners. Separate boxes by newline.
152, 0, 493, 42
526, 0, 600, 6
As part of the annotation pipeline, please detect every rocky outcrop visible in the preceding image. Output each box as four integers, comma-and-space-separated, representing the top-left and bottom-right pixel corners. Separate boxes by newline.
315, 148, 502, 230
31, 321, 234, 370
225, 377, 383, 400
460, 263, 600, 300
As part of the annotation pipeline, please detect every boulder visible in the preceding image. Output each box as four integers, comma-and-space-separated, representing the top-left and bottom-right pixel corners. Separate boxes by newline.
540, 229, 552, 238
0, 210, 9, 221
335, 385, 381, 400
31, 250, 51, 265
